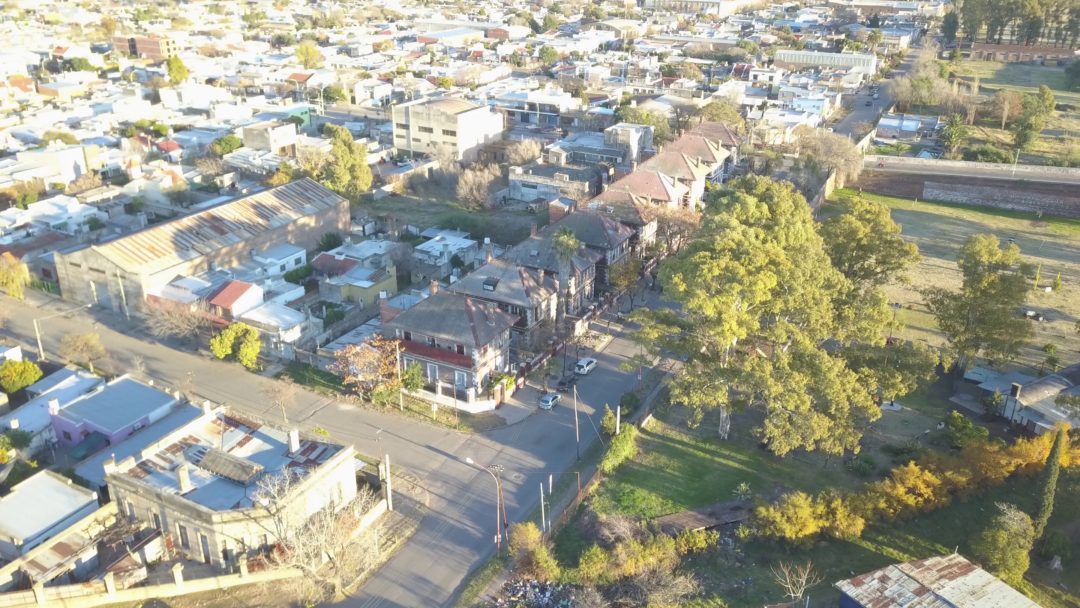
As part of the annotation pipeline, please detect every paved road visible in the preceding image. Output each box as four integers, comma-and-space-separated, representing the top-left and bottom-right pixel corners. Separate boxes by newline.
0, 292, 651, 607
833, 55, 914, 139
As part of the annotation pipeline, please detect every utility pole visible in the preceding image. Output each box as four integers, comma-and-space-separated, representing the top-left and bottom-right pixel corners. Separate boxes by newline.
573, 386, 581, 460
539, 482, 546, 533
382, 452, 394, 512
616, 404, 621, 435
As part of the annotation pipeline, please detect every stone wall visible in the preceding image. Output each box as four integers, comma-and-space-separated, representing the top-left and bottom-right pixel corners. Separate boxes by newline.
922, 182, 1080, 218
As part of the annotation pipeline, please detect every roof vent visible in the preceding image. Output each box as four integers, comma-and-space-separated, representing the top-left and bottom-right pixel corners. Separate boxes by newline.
483, 277, 499, 291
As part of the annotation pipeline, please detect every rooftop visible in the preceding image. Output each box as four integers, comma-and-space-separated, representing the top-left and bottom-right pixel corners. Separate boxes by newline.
79, 179, 345, 275
449, 259, 556, 309
116, 410, 343, 512
387, 291, 517, 348
1, 368, 103, 437
0, 471, 97, 545
57, 376, 179, 435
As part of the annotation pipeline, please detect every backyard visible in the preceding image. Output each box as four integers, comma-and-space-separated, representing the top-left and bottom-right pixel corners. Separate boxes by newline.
360, 193, 543, 246
830, 189, 1080, 374
552, 401, 1080, 608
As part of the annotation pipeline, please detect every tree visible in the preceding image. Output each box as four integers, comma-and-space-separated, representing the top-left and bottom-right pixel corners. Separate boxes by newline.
209, 323, 261, 371
821, 193, 920, 288
267, 162, 295, 187
322, 84, 346, 103
634, 177, 889, 456
650, 205, 701, 256
972, 502, 1034, 587
59, 333, 106, 373
317, 232, 344, 252
296, 41, 324, 69
0, 360, 43, 395
330, 336, 402, 403
940, 113, 968, 153
697, 99, 745, 133
753, 491, 824, 545
1033, 427, 1066, 539
609, 257, 643, 310
924, 234, 1033, 372
552, 226, 581, 332
944, 411, 990, 448
771, 561, 824, 603
601, 405, 618, 437
942, 11, 960, 43
0, 253, 30, 300
843, 341, 939, 404
614, 106, 673, 144
256, 471, 382, 601
42, 130, 78, 145
242, 9, 267, 28
505, 140, 543, 165
542, 14, 559, 31
319, 125, 372, 200
456, 164, 501, 209
166, 56, 189, 84
538, 45, 560, 65
793, 126, 863, 186
146, 304, 209, 340
66, 172, 103, 196
1038, 84, 1056, 114
210, 134, 242, 157
993, 90, 1024, 130
194, 156, 225, 177
64, 57, 95, 72
100, 15, 118, 38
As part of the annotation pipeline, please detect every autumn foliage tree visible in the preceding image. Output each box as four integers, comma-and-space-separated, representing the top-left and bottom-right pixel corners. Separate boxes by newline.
330, 335, 403, 404
0, 359, 43, 395
209, 323, 262, 370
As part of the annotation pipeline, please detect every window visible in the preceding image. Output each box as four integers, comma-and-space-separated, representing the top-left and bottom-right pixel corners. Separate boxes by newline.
152, 512, 162, 530
442, 129, 456, 136
63, 431, 71, 440
427, 336, 436, 347
178, 524, 190, 550
427, 363, 438, 381
454, 371, 467, 387
403, 331, 412, 341
412, 138, 421, 143
456, 344, 465, 355
418, 126, 433, 134
294, 258, 302, 267
395, 123, 408, 130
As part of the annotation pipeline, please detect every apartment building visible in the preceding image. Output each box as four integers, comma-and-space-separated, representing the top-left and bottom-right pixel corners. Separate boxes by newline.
392, 97, 504, 162
112, 35, 178, 62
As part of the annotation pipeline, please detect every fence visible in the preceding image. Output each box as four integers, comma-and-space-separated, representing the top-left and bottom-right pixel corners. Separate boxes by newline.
863, 155, 1080, 183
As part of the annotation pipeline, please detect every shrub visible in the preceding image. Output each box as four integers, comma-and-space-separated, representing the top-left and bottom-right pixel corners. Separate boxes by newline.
600, 424, 638, 474
4, 429, 32, 450
600, 404, 617, 437
673, 529, 719, 555
619, 391, 641, 413
574, 544, 609, 584
209, 322, 262, 370
0, 359, 43, 394
1036, 530, 1072, 560
283, 264, 314, 284
846, 455, 877, 477
945, 411, 989, 449
963, 144, 1012, 163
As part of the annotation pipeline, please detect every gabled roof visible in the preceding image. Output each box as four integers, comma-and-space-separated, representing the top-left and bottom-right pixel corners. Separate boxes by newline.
311, 252, 360, 276
689, 121, 741, 148
386, 292, 517, 348
641, 151, 712, 182
208, 280, 258, 309
504, 225, 602, 277
587, 189, 657, 227
607, 168, 686, 205
76, 179, 345, 275
664, 133, 731, 165
555, 211, 633, 250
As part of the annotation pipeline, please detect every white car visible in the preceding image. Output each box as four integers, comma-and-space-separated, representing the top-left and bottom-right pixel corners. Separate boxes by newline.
574, 357, 598, 375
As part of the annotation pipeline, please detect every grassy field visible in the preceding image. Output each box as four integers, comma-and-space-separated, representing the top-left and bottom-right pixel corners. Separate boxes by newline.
956, 60, 1080, 106
831, 189, 1080, 374
553, 405, 1080, 608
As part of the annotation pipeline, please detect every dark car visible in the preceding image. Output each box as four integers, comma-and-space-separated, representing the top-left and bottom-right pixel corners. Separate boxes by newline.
555, 375, 578, 392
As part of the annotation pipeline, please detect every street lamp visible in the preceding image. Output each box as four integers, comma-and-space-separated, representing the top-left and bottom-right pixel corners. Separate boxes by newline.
33, 303, 92, 361
465, 457, 507, 553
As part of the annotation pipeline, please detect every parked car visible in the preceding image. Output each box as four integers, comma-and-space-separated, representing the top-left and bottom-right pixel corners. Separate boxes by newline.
574, 357, 598, 375
555, 375, 578, 392
539, 392, 561, 410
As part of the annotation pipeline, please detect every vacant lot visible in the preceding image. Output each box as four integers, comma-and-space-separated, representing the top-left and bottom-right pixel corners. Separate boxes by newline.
553, 403, 1080, 608
360, 194, 540, 246
956, 61, 1080, 106
831, 189, 1080, 373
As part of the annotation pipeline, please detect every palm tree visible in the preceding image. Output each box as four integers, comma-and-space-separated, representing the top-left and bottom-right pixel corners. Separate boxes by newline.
551, 227, 581, 334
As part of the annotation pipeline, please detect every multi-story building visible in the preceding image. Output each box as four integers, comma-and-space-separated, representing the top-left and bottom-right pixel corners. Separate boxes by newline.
448, 258, 557, 348
773, 49, 878, 73
392, 97, 504, 162
489, 84, 583, 129
53, 179, 350, 312
241, 121, 298, 157
103, 407, 360, 568
112, 35, 178, 62
508, 162, 606, 204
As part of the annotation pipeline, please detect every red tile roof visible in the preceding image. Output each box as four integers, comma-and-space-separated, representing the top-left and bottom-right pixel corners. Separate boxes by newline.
311, 252, 359, 276
208, 280, 257, 309
156, 139, 181, 153
286, 73, 312, 83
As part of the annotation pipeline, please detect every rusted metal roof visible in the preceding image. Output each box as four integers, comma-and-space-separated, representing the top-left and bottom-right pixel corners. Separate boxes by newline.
835, 554, 1043, 608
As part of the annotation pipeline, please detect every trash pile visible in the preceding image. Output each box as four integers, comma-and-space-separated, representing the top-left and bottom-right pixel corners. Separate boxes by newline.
488, 578, 576, 607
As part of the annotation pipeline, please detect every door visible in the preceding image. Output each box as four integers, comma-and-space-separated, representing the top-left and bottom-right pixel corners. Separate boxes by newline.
200, 533, 212, 564
454, 370, 467, 388
427, 363, 438, 382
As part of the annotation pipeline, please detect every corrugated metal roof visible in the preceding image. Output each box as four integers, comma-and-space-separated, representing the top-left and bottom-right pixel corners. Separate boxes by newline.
836, 554, 1043, 608
85, 179, 345, 275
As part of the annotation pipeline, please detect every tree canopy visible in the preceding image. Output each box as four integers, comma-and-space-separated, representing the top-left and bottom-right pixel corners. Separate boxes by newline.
0, 359, 43, 395
633, 178, 931, 457
166, 56, 189, 84
320, 125, 373, 200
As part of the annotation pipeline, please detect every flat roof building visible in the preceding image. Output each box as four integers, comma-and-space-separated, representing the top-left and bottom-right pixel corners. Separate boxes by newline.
392, 97, 504, 162
0, 471, 98, 561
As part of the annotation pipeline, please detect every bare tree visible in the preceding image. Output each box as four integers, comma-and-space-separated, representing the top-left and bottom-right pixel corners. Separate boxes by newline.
194, 156, 225, 177
793, 126, 863, 186
506, 140, 543, 165
261, 381, 298, 424
456, 164, 502, 209
295, 148, 330, 177
256, 472, 383, 602
59, 332, 106, 373
145, 303, 210, 340
65, 172, 103, 195
771, 561, 824, 603
388, 242, 415, 276
613, 566, 699, 607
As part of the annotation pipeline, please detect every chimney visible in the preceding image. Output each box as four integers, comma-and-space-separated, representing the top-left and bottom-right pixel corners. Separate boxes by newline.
288, 428, 301, 454
103, 456, 118, 476
47, 399, 60, 416
530, 223, 538, 237
429, 279, 439, 295
1010, 382, 1022, 400
176, 464, 192, 493
484, 248, 494, 264
202, 399, 213, 415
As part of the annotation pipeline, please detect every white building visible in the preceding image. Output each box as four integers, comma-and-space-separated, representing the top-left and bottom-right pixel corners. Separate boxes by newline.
392, 97, 504, 162
0, 471, 98, 561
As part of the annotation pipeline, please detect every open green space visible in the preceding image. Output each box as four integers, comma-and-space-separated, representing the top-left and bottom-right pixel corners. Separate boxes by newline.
956, 61, 1080, 106
553, 405, 1080, 608
830, 188, 1080, 374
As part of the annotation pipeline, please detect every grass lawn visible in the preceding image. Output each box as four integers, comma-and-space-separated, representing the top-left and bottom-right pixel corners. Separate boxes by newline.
830, 189, 1080, 374
554, 402, 1080, 608
955, 60, 1080, 106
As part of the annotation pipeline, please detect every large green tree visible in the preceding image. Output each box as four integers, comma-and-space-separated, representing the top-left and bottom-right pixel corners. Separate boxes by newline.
614, 106, 674, 144
166, 56, 189, 84
633, 177, 919, 457
320, 125, 372, 200
697, 100, 745, 133
1033, 426, 1066, 539
924, 234, 1033, 372
820, 193, 920, 289
972, 502, 1034, 587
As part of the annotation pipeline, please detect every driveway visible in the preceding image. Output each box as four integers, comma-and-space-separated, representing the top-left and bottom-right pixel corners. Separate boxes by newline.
0, 293, 648, 607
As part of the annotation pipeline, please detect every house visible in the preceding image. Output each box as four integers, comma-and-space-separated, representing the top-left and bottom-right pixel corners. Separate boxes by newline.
664, 131, 734, 182
241, 121, 298, 157
508, 162, 606, 204
639, 151, 713, 208
606, 166, 688, 208
586, 189, 659, 254
386, 289, 517, 412
448, 258, 558, 348
392, 97, 504, 162
53, 179, 350, 312
313, 239, 400, 308
0, 471, 98, 561
0, 367, 103, 455
504, 225, 601, 315
412, 229, 479, 283
774, 49, 878, 74
835, 553, 1041, 608
554, 212, 634, 285
102, 407, 361, 568
238, 301, 314, 357
999, 363, 1080, 434
51, 375, 180, 450
253, 244, 307, 277
207, 280, 264, 319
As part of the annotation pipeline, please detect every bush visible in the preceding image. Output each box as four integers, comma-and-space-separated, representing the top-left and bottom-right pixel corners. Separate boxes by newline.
209, 323, 262, 370
673, 529, 719, 555
846, 455, 877, 477
574, 545, 610, 584
0, 359, 43, 394
619, 391, 641, 413
1036, 530, 1072, 560
600, 405, 617, 437
600, 424, 638, 474
283, 264, 314, 284
945, 411, 989, 449
963, 144, 1013, 163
